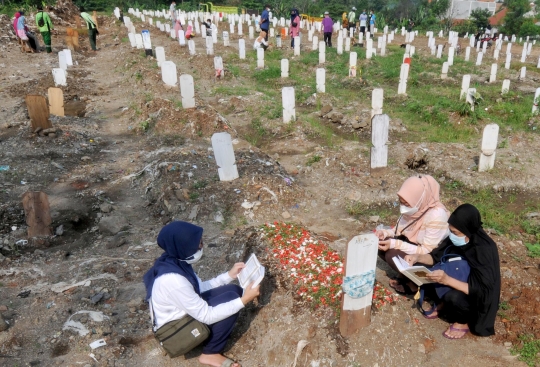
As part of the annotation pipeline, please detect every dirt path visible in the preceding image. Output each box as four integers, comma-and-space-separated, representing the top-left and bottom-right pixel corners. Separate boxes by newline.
0, 13, 536, 367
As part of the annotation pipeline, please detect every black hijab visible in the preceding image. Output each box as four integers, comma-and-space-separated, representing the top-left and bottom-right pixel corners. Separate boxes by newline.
447, 204, 501, 336
143, 221, 203, 300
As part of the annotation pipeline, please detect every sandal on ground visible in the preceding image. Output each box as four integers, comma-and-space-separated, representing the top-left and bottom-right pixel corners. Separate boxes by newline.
389, 277, 415, 295
422, 304, 439, 319
442, 325, 469, 340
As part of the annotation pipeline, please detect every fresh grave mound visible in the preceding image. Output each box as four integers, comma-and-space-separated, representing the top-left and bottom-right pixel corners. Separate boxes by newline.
262, 222, 398, 313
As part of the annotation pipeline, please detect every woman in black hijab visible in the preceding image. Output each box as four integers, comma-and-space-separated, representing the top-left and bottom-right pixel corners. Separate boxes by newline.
404, 204, 501, 339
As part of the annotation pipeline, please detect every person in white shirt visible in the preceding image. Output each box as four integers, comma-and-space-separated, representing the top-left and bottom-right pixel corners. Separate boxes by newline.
170, 1, 177, 28
144, 221, 260, 367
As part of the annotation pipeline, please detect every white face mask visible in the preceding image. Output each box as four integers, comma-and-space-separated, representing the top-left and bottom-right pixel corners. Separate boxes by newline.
400, 205, 418, 216
182, 249, 203, 264
399, 190, 425, 216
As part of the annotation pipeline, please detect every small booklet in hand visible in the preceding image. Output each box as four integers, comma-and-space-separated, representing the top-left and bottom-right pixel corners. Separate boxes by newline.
392, 256, 434, 286
237, 254, 265, 289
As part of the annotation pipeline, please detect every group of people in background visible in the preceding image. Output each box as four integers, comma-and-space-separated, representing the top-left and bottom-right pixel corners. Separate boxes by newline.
346, 7, 376, 36
10, 5, 99, 54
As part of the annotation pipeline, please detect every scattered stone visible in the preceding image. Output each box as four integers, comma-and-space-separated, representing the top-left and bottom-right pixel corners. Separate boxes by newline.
0, 305, 8, 311
369, 216, 380, 223
418, 343, 426, 354
352, 120, 368, 129
504, 342, 512, 347
405, 147, 429, 169
55, 225, 64, 236
81, 156, 91, 161
98, 216, 129, 235
188, 205, 199, 220
320, 104, 333, 116
326, 111, 344, 124
100, 203, 113, 213
0, 316, 9, 332
106, 233, 127, 249
526, 212, 540, 218
281, 211, 291, 219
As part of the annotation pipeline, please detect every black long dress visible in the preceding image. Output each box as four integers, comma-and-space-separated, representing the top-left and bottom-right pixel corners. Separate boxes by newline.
430, 204, 501, 336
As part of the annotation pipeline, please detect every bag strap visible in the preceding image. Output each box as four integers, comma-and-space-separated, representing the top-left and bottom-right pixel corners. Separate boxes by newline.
149, 299, 158, 333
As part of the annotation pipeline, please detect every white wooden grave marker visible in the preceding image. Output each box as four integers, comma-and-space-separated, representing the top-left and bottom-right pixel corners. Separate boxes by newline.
211, 132, 239, 181
312, 36, 319, 51
281, 59, 289, 78
460, 75, 471, 99
489, 64, 497, 83
223, 31, 229, 46
337, 34, 343, 55
397, 63, 409, 95
448, 46, 454, 66
319, 41, 325, 64
188, 40, 196, 55
179, 74, 195, 109
155, 46, 166, 66
135, 34, 143, 48
214, 56, 224, 78
52, 68, 66, 87
349, 52, 357, 77
520, 66, 526, 80
63, 49, 73, 66
239, 39, 246, 59
339, 233, 379, 337
436, 45, 443, 58
345, 37, 351, 52
371, 88, 383, 118
206, 36, 214, 55
478, 124, 499, 172
282, 87, 295, 123
533, 88, 540, 115
465, 46, 471, 61
249, 25, 254, 39
178, 30, 186, 46
505, 53, 511, 69
501, 79, 510, 94
476, 52, 483, 66
257, 47, 264, 69
161, 61, 177, 86
316, 68, 325, 93
294, 37, 300, 56
441, 62, 449, 79
58, 51, 67, 71
370, 114, 389, 169
128, 33, 136, 47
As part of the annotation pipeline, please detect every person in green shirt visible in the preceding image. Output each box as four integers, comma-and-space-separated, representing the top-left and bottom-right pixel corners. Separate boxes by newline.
36, 5, 53, 53
80, 6, 98, 51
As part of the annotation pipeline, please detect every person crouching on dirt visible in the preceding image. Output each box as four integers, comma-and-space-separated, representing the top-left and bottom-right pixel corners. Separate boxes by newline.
376, 175, 450, 295
80, 7, 98, 51
203, 19, 213, 37
36, 5, 53, 53
254, 30, 269, 50
144, 221, 260, 367
404, 204, 500, 340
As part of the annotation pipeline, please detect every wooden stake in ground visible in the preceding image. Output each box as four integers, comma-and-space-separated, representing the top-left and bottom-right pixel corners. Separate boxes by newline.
22, 191, 53, 237
339, 233, 378, 337
48, 88, 64, 117
26, 95, 52, 130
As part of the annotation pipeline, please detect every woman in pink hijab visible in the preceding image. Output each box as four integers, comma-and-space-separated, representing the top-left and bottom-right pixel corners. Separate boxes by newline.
13, 11, 21, 37
174, 18, 182, 38
376, 175, 450, 294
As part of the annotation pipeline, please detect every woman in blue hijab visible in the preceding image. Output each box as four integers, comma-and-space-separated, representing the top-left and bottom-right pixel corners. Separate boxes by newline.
144, 221, 260, 367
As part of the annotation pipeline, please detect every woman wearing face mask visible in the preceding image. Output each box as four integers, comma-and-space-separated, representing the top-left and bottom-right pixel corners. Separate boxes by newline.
144, 221, 260, 367
377, 175, 450, 294
404, 204, 501, 339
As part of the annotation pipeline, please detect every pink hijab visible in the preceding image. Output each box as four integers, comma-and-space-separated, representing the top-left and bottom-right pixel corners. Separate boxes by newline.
396, 175, 448, 243
13, 12, 20, 34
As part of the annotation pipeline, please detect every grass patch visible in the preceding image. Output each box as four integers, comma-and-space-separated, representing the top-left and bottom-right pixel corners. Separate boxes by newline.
245, 118, 267, 147
511, 334, 540, 367
191, 180, 208, 190
525, 243, 540, 258
306, 154, 322, 166
212, 85, 251, 96
346, 201, 395, 221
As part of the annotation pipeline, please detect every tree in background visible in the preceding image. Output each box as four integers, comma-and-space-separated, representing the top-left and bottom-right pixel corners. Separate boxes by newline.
469, 8, 491, 32
500, 0, 531, 35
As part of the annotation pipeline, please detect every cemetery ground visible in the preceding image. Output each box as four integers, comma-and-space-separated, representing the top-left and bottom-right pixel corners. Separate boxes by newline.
0, 14, 540, 367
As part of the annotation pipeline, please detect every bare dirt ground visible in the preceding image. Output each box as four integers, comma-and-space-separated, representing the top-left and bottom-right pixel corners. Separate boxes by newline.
0, 9, 539, 367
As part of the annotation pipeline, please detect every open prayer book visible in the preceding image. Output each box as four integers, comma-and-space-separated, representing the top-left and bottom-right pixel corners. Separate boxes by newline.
392, 256, 435, 286
237, 254, 265, 289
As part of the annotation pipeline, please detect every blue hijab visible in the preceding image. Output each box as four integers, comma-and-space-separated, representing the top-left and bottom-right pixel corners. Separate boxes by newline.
143, 221, 203, 300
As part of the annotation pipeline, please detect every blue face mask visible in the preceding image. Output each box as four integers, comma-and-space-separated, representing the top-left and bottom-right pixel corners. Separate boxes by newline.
449, 232, 468, 246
